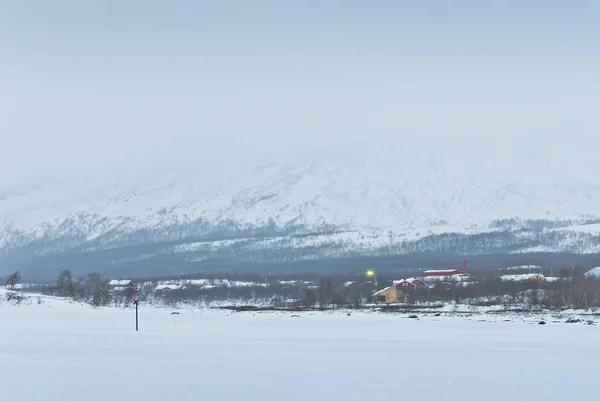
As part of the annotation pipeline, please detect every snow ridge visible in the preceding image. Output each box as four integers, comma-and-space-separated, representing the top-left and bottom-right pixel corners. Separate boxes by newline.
1, 145, 600, 264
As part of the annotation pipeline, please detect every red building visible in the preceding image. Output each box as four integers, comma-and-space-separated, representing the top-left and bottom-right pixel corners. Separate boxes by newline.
395, 280, 417, 290
409, 278, 428, 288
394, 278, 429, 291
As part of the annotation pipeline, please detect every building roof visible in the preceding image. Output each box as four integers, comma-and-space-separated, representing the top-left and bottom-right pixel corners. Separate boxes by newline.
155, 284, 184, 290
584, 267, 600, 278
373, 286, 399, 296
393, 278, 427, 285
394, 281, 418, 290
344, 280, 373, 287
109, 280, 132, 286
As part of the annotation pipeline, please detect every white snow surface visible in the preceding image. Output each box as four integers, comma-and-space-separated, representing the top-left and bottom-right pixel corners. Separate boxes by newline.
2, 145, 600, 245
500, 273, 544, 282
2, 292, 600, 401
553, 223, 600, 234
154, 284, 184, 290
502, 265, 544, 271
108, 279, 132, 286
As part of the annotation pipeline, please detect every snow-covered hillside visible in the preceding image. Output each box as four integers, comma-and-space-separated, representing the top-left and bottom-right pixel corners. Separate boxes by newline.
1, 143, 600, 276
3, 143, 600, 232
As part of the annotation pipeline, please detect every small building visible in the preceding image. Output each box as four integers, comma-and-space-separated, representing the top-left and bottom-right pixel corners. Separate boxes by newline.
372, 286, 408, 304
345, 280, 375, 289
394, 278, 429, 291
410, 278, 429, 288
584, 267, 600, 279
155, 284, 186, 296
108, 279, 139, 293
109, 279, 132, 287
395, 280, 417, 291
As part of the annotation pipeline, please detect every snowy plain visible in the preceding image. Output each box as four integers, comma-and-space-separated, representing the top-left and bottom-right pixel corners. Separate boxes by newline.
2, 293, 599, 401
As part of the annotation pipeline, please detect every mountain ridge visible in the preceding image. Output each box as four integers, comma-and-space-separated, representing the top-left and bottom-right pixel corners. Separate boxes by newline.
2, 145, 600, 277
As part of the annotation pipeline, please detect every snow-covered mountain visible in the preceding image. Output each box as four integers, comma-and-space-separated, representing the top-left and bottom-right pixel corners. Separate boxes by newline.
2, 141, 600, 278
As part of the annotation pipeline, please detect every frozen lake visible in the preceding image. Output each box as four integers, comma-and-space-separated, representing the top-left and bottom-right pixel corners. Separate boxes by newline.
2, 296, 599, 401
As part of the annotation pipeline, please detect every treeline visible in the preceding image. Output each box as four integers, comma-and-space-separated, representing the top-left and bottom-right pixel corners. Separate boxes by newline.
129, 275, 600, 311
4, 267, 600, 311
138, 276, 376, 309
1, 268, 132, 308
41, 269, 113, 307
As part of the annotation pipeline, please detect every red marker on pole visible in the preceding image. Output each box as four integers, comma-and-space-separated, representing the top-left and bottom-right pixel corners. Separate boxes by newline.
133, 299, 139, 331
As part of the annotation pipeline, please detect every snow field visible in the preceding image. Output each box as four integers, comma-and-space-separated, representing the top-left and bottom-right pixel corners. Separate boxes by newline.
1, 295, 599, 401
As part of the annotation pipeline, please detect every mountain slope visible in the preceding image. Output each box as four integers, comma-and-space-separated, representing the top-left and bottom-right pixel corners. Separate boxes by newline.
2, 143, 600, 277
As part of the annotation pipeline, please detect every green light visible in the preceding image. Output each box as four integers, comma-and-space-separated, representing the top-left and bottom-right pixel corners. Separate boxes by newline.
366, 270, 375, 277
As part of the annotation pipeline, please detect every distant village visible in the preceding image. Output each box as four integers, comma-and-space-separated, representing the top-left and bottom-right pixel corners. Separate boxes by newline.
371, 262, 564, 305
95, 261, 600, 311
4, 262, 600, 311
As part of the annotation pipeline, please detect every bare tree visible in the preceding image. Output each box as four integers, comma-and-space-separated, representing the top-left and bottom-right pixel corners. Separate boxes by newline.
331, 291, 345, 309
529, 288, 540, 310
123, 285, 138, 306
302, 288, 317, 308
4, 270, 21, 290
343, 286, 363, 308
56, 269, 76, 297
317, 277, 334, 309
83, 272, 110, 307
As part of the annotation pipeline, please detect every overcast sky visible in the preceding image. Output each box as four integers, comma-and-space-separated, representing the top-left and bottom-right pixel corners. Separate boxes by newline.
1, 1, 599, 183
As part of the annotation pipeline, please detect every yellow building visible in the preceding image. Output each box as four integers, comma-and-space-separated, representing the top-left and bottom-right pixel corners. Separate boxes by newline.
372, 286, 408, 304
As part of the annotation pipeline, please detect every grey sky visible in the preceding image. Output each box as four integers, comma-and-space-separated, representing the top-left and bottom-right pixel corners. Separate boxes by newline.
1, 1, 599, 183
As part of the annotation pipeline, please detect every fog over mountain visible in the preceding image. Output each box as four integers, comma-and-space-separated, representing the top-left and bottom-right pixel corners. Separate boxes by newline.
1, 1, 599, 278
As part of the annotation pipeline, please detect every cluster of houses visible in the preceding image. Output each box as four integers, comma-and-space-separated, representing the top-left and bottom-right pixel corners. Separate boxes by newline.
108, 278, 257, 297
372, 265, 600, 305
107, 279, 184, 296
372, 266, 478, 304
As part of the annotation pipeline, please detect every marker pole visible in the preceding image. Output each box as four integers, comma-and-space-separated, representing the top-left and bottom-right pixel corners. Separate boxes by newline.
133, 299, 139, 331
